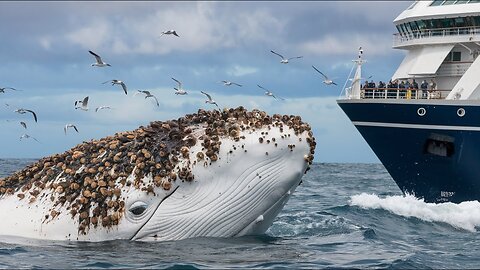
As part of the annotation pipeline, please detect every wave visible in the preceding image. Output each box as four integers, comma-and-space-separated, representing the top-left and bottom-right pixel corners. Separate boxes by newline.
349, 193, 480, 232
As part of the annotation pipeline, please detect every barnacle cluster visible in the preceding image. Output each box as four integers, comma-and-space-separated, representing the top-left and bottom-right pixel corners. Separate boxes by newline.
0, 107, 316, 234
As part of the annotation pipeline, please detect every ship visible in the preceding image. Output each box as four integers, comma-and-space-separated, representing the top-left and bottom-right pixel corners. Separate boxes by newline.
337, 0, 480, 203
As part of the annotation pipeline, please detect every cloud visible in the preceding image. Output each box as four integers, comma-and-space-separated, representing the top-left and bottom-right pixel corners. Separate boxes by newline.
65, 20, 111, 51
0, 1, 410, 163
226, 65, 259, 77
298, 34, 391, 57
57, 2, 286, 56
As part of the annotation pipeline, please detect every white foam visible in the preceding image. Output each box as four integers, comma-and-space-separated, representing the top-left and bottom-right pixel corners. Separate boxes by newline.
349, 193, 480, 232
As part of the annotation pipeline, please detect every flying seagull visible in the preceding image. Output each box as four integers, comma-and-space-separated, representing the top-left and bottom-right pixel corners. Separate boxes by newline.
172, 77, 188, 95
95, 106, 112, 112
134, 90, 159, 106
89, 50, 111, 67
174, 87, 188, 95
14, 108, 38, 122
270, 50, 303, 64
20, 133, 40, 143
200, 91, 219, 108
20, 121, 27, 129
0, 87, 20, 93
75, 96, 89, 111
103, 80, 128, 95
221, 80, 242, 87
257, 85, 285, 100
64, 124, 79, 135
312, 65, 337, 86
160, 30, 179, 37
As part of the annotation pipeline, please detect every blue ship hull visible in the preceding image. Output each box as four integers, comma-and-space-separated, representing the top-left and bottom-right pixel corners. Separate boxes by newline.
337, 99, 480, 203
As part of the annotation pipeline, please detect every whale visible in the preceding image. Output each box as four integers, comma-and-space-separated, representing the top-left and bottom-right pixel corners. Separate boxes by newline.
0, 107, 315, 241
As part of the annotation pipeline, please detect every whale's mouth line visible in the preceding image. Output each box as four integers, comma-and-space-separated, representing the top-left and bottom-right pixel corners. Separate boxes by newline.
130, 186, 179, 241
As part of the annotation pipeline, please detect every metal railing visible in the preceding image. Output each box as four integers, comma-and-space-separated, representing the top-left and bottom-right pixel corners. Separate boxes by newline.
361, 88, 451, 100
393, 26, 480, 46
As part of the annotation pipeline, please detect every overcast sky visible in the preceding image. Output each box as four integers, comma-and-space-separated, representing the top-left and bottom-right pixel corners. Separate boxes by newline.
0, 1, 411, 163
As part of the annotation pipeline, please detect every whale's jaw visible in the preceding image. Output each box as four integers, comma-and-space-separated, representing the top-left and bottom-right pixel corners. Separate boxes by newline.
132, 126, 312, 241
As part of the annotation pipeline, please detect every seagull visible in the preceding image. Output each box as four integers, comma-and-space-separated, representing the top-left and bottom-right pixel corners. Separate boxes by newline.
200, 91, 219, 108
221, 80, 242, 87
0, 87, 19, 93
358, 46, 364, 58
75, 96, 89, 111
134, 90, 159, 106
64, 124, 79, 135
20, 133, 40, 143
103, 80, 128, 95
270, 50, 303, 64
95, 106, 112, 112
257, 85, 285, 100
14, 108, 38, 122
174, 87, 188, 95
312, 65, 337, 86
20, 121, 27, 129
172, 77, 188, 95
89, 50, 111, 67
160, 30, 179, 37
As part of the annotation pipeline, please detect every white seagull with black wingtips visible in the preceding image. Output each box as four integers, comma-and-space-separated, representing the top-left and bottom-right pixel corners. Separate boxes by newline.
270, 50, 303, 64
0, 87, 20, 93
160, 30, 179, 37
172, 77, 188, 95
103, 80, 128, 95
201, 91, 219, 108
14, 108, 38, 122
134, 90, 159, 106
257, 85, 285, 100
95, 106, 112, 112
312, 65, 337, 86
64, 124, 79, 135
75, 96, 89, 111
89, 50, 111, 67
221, 80, 242, 87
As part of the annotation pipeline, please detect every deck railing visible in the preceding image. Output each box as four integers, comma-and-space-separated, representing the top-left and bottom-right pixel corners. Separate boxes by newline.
361, 88, 450, 100
393, 26, 480, 46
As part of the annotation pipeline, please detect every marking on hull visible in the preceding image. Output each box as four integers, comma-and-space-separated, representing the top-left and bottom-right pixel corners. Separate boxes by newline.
353, 121, 480, 131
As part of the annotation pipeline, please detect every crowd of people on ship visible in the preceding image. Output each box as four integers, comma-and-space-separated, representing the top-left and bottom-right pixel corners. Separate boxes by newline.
361, 78, 438, 99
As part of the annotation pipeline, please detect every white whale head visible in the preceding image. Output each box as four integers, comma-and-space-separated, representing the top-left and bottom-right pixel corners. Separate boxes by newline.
0, 107, 315, 242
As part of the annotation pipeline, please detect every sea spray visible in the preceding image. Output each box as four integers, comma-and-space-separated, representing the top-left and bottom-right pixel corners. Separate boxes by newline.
349, 193, 480, 232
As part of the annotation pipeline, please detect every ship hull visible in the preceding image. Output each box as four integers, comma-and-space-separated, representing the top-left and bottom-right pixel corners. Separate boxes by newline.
337, 99, 480, 203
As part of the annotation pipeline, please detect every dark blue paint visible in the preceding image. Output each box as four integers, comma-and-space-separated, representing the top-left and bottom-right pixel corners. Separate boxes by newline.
338, 100, 480, 203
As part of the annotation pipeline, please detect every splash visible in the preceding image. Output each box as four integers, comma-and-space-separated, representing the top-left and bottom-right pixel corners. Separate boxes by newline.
349, 193, 480, 232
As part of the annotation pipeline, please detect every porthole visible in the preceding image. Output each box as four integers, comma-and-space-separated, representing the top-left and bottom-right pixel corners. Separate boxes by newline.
457, 108, 465, 117
417, 107, 426, 116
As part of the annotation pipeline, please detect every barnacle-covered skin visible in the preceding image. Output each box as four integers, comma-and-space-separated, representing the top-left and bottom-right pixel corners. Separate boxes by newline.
0, 107, 315, 241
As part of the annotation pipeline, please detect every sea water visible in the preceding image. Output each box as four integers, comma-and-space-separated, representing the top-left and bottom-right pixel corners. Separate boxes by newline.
0, 159, 479, 269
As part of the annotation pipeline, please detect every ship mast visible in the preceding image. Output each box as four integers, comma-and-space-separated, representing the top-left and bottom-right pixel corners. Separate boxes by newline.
347, 47, 366, 99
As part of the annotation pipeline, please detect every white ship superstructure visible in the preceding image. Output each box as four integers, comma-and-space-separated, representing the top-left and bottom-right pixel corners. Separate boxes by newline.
393, 0, 480, 100
338, 0, 480, 203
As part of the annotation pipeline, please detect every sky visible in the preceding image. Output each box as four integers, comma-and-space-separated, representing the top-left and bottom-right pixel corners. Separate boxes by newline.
0, 1, 411, 163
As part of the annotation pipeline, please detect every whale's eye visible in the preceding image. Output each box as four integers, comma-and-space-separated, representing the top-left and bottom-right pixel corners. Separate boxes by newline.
129, 202, 147, 216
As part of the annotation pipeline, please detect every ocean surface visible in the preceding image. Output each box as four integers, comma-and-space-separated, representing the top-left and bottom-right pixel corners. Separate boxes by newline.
1, 159, 480, 269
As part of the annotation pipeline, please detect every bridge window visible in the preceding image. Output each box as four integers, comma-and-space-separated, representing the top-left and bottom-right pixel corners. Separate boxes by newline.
396, 16, 480, 35
430, 0, 445, 6
445, 52, 462, 62
431, 0, 480, 5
